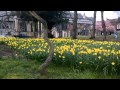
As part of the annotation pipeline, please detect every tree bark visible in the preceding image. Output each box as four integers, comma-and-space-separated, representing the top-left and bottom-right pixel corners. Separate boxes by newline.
29, 11, 54, 75
32, 22, 36, 37
72, 11, 78, 39
15, 11, 20, 36
90, 11, 97, 39
101, 11, 106, 40
37, 21, 40, 38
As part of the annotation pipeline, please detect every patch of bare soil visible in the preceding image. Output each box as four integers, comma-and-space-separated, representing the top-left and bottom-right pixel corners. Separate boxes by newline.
0, 44, 28, 60
0, 45, 16, 58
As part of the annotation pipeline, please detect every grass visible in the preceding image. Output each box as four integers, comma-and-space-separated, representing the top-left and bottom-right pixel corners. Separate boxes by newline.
1, 36, 120, 79
77, 35, 120, 42
0, 56, 120, 79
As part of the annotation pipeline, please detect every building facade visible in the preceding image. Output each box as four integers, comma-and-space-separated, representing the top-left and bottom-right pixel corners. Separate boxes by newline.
0, 11, 93, 38
51, 12, 93, 38
1, 11, 119, 38
0, 11, 44, 37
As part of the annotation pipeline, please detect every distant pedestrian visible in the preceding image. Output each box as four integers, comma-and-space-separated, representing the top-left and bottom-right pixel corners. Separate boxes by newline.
114, 33, 118, 39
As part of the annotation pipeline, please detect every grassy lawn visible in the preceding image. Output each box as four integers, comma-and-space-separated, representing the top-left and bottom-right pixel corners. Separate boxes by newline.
1, 57, 120, 79
77, 35, 120, 42
1, 36, 120, 79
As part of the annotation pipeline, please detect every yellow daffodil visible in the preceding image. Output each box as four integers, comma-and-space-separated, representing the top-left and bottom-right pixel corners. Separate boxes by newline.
111, 62, 115, 65
79, 62, 82, 64
98, 56, 101, 59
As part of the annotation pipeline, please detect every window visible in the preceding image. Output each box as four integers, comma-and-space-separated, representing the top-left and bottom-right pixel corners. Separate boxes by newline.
78, 32, 81, 35
20, 22, 26, 32
62, 24, 67, 30
31, 23, 33, 32
35, 22, 38, 32
117, 24, 120, 29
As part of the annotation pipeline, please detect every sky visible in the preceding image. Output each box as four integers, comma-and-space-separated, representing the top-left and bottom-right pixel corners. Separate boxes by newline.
77, 11, 119, 21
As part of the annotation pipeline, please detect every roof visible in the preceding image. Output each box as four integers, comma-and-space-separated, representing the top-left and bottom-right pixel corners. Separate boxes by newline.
69, 19, 92, 24
65, 12, 83, 19
70, 13, 83, 19
77, 19, 92, 24
87, 17, 94, 21
66, 12, 93, 24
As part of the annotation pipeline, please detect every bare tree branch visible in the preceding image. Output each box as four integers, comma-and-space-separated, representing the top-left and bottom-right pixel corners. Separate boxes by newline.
29, 11, 54, 75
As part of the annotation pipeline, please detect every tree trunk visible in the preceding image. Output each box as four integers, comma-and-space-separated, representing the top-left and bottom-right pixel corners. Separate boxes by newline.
58, 26, 62, 38
90, 11, 97, 39
72, 11, 78, 39
37, 21, 40, 38
32, 22, 36, 37
29, 11, 54, 75
14, 16, 19, 36
58, 28, 61, 38
101, 11, 106, 40
15, 11, 20, 36
48, 29, 54, 38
